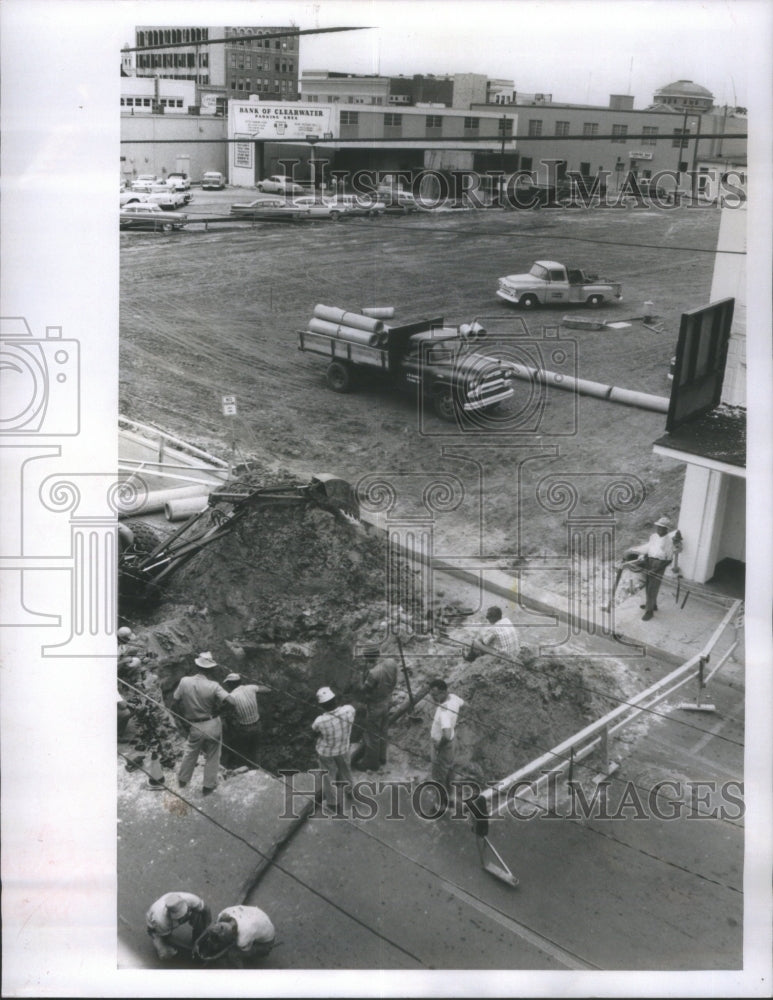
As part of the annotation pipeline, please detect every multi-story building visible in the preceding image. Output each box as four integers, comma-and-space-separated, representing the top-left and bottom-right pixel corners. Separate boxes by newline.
470, 80, 747, 198
227, 99, 517, 187
133, 26, 300, 100
301, 71, 390, 105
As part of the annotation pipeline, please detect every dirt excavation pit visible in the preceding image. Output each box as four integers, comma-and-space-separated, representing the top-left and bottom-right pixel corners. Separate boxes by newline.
119, 466, 635, 788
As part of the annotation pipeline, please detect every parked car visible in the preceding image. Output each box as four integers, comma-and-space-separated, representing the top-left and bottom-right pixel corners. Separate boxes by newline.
166, 172, 191, 192
145, 184, 188, 210
322, 194, 386, 217
131, 174, 160, 193
229, 197, 307, 221
201, 171, 226, 190
377, 185, 419, 213
291, 195, 347, 220
120, 203, 188, 231
256, 174, 306, 196
120, 189, 148, 207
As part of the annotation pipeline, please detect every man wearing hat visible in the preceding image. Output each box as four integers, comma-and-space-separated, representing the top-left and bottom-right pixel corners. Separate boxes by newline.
631, 517, 682, 621
173, 652, 230, 794
145, 890, 211, 960
311, 686, 356, 809
221, 673, 271, 769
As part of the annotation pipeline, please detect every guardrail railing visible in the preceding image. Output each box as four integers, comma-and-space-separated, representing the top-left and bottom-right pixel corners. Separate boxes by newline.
481, 598, 743, 815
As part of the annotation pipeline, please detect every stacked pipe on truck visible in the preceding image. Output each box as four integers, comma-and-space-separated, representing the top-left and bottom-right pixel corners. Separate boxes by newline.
307, 317, 387, 347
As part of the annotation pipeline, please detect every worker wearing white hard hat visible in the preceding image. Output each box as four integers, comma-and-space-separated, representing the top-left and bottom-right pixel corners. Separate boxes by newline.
630, 516, 683, 621
311, 686, 356, 810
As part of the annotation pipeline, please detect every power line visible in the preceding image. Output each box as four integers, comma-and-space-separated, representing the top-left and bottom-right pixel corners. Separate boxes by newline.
125, 26, 370, 54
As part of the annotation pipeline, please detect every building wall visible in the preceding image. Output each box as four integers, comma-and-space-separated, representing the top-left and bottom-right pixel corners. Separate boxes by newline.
470, 101, 746, 190
121, 113, 228, 182
717, 476, 746, 564
121, 78, 197, 113
711, 205, 747, 408
301, 73, 390, 105
133, 26, 296, 97
223, 26, 298, 100
451, 73, 488, 109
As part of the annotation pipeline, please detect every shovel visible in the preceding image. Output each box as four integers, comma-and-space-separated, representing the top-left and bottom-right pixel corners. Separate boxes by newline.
477, 835, 519, 888
396, 634, 422, 722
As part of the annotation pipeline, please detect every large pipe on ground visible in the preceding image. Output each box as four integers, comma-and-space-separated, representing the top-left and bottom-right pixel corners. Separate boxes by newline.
307, 317, 386, 347
312, 304, 385, 335
165, 495, 211, 521
121, 484, 214, 516
508, 365, 669, 414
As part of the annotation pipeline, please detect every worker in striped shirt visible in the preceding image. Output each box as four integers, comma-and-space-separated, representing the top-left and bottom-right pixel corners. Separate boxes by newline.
465, 605, 520, 662
311, 686, 355, 810
222, 673, 271, 769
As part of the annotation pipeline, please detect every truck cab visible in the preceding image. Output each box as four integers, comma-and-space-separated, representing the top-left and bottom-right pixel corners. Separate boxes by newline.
497, 260, 623, 309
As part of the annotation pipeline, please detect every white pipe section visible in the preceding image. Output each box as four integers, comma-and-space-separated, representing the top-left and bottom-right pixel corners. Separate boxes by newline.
165, 495, 211, 521
507, 365, 669, 413
361, 306, 395, 319
307, 317, 385, 347
312, 304, 385, 334
123, 484, 212, 516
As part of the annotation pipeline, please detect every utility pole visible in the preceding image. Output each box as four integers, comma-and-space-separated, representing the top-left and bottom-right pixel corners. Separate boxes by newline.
690, 113, 702, 201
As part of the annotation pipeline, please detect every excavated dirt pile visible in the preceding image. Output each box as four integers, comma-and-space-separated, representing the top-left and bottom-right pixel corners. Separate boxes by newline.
391, 648, 611, 786
120, 470, 630, 783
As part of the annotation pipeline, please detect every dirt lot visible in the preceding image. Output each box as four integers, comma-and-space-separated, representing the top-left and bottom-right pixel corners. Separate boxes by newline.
120, 192, 719, 553
119, 195, 722, 781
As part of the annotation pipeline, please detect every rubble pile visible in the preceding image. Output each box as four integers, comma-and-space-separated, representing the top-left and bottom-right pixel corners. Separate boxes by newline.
120, 477, 627, 782
392, 647, 609, 784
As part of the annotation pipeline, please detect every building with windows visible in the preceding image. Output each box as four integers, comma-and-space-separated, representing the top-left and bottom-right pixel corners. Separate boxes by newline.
470, 81, 746, 196
120, 77, 197, 115
227, 99, 517, 187
300, 71, 390, 105
133, 26, 300, 100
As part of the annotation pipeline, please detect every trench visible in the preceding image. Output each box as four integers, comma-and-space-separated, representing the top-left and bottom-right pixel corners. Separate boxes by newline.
118, 472, 632, 786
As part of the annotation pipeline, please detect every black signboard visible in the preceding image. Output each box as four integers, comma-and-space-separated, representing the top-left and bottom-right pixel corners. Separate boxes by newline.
665, 298, 735, 432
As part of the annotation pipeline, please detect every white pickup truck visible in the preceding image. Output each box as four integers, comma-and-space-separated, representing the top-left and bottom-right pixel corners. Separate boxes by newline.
496, 260, 623, 309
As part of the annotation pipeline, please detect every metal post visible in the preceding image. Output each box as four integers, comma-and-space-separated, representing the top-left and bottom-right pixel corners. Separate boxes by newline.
600, 726, 609, 775
690, 114, 702, 201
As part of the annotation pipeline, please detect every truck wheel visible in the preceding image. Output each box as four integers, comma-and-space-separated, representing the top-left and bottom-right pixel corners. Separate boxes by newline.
326, 361, 354, 393
587, 294, 603, 307
122, 520, 165, 558
432, 389, 457, 421
519, 294, 539, 309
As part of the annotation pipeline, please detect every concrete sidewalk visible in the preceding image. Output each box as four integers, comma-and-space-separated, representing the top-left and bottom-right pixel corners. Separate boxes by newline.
249, 665, 743, 971
118, 560, 744, 970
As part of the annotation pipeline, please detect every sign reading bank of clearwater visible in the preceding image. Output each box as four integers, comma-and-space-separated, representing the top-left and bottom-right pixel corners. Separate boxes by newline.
234, 102, 334, 140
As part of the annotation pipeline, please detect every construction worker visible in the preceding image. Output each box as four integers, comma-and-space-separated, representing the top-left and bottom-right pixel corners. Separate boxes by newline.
221, 672, 271, 769
193, 904, 275, 966
630, 517, 683, 621
173, 652, 230, 795
351, 646, 397, 772
145, 891, 211, 960
427, 678, 465, 813
311, 686, 355, 810
464, 606, 519, 662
